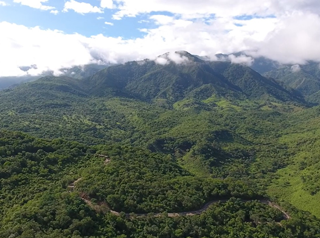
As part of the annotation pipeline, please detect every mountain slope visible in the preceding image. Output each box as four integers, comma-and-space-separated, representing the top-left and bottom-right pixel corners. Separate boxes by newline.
0, 63, 106, 90
1, 60, 320, 237
2, 131, 320, 237
208, 61, 303, 102
263, 62, 320, 103
215, 54, 320, 104
0, 52, 306, 147
85, 51, 304, 105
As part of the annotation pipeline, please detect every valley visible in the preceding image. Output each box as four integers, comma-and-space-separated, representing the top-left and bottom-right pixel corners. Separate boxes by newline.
1, 52, 320, 237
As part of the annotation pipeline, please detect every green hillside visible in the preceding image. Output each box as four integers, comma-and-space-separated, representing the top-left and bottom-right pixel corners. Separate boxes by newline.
263, 62, 320, 103
0, 131, 319, 238
0, 63, 106, 90
267, 106, 320, 217
1, 52, 320, 237
86, 51, 304, 104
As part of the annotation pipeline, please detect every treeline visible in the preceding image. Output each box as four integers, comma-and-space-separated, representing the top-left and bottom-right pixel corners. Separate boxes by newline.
0, 126, 320, 237
2, 197, 320, 238
0, 131, 93, 223
75, 145, 262, 213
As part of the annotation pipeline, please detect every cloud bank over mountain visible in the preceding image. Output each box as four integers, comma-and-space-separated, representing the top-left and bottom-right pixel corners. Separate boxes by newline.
1, 0, 320, 76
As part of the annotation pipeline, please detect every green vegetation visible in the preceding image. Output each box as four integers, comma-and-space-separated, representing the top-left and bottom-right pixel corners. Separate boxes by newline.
263, 61, 320, 103
77, 145, 261, 213
1, 131, 320, 238
1, 53, 320, 237
268, 108, 320, 217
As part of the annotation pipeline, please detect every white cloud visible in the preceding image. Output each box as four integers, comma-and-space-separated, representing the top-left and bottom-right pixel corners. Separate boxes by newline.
0, 22, 93, 76
111, 0, 320, 20
63, 0, 103, 14
228, 55, 254, 66
150, 15, 174, 25
291, 65, 301, 73
0, 1, 7, 6
3, 8, 320, 77
101, 0, 114, 9
167, 52, 190, 64
104, 21, 114, 26
50, 10, 58, 15
97, 16, 104, 20
155, 57, 169, 65
112, 0, 269, 19
155, 51, 190, 65
3, 1, 320, 77
251, 12, 320, 64
13, 0, 54, 10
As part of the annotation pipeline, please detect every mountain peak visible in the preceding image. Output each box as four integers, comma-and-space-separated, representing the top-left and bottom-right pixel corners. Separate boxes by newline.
155, 51, 203, 65
174, 50, 192, 57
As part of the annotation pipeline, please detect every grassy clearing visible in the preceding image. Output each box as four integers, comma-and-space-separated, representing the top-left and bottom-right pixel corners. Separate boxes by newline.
268, 165, 320, 218
268, 129, 320, 218
178, 151, 211, 177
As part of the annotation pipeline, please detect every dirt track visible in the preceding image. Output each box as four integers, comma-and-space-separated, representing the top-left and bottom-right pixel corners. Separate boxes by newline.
70, 155, 291, 220
76, 189, 290, 220
114, 199, 291, 219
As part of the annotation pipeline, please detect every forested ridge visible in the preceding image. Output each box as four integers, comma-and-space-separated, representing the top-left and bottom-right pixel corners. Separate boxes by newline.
1, 53, 320, 237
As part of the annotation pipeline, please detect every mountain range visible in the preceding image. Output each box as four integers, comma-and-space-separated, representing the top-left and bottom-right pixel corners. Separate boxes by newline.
263, 61, 320, 103
85, 51, 303, 104
2, 51, 320, 106
0, 64, 106, 90
1, 51, 320, 237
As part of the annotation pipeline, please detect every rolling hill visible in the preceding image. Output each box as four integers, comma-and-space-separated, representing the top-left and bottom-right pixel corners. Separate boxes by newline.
263, 62, 320, 103
86, 51, 304, 104
1, 51, 320, 237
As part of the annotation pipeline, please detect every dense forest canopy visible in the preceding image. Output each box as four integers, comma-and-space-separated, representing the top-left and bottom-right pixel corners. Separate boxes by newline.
1, 53, 320, 237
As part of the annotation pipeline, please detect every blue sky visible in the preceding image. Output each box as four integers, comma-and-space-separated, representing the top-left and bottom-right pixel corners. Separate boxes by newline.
0, 0, 320, 77
0, 0, 159, 38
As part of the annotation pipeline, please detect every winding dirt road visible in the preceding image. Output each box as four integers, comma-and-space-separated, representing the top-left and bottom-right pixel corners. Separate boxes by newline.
76, 187, 290, 220
70, 155, 291, 220
108, 199, 291, 219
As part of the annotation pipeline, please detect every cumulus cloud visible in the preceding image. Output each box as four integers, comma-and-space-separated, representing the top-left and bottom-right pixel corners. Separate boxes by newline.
2, 9, 320, 77
50, 10, 59, 15
228, 55, 254, 66
13, 0, 54, 10
291, 65, 301, 73
111, 0, 320, 20
101, 0, 114, 9
112, 0, 273, 20
0, 22, 93, 76
150, 15, 174, 25
104, 21, 114, 26
251, 12, 320, 64
167, 52, 190, 64
63, 0, 103, 14
155, 57, 169, 65
154, 52, 190, 65
3, 0, 320, 77
0, 1, 7, 6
